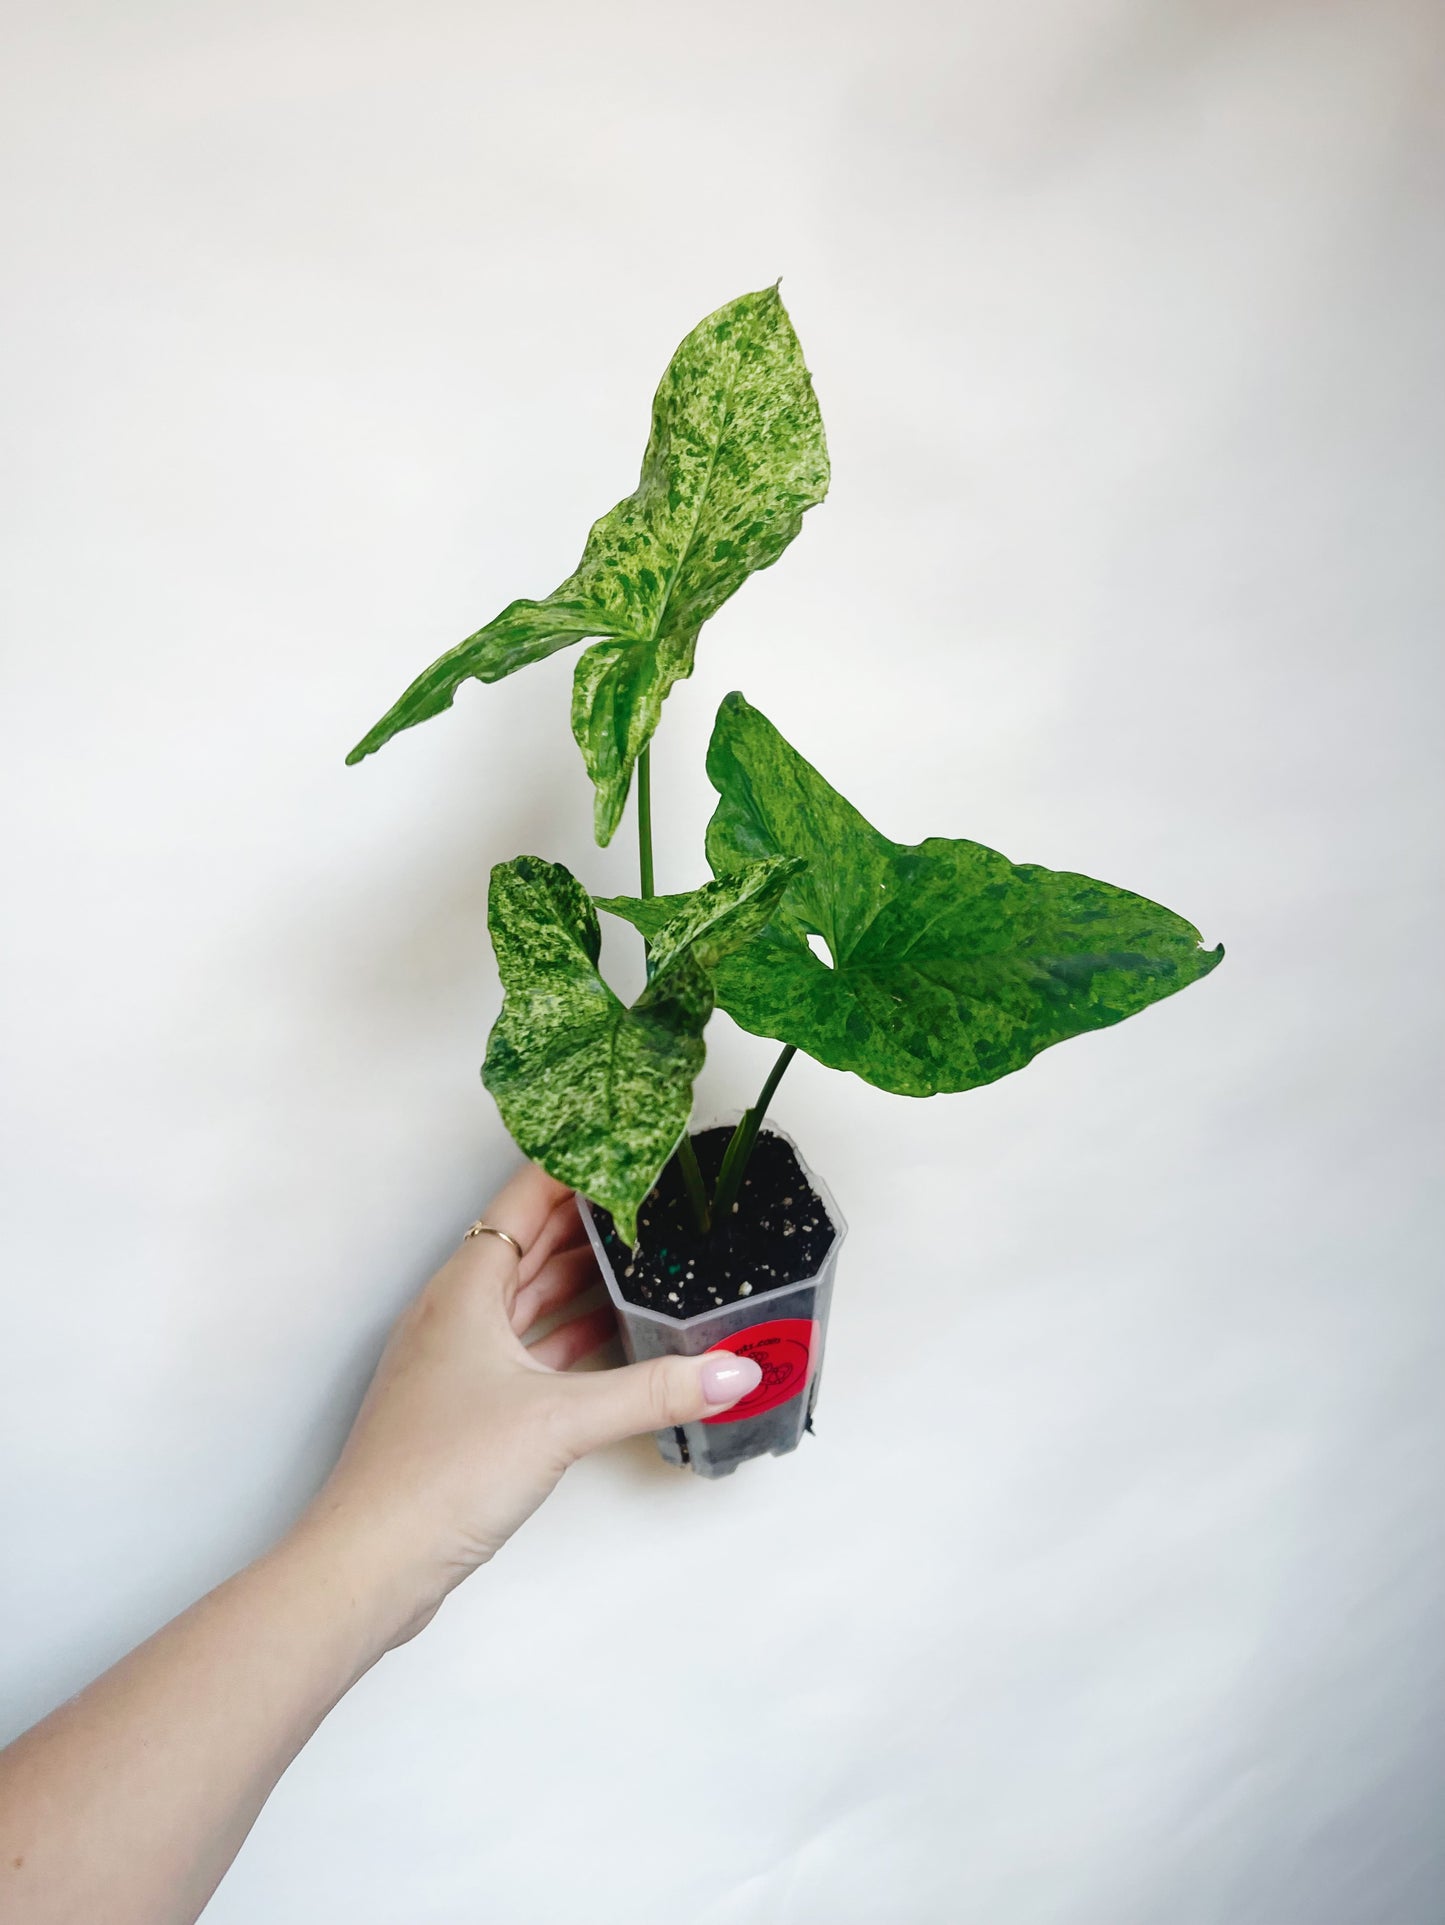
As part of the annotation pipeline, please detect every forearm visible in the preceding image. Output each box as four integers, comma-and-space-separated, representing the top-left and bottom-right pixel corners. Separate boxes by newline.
0, 1516, 406, 1925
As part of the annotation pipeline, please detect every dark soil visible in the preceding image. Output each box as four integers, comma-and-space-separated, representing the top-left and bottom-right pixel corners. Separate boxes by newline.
593, 1126, 834, 1318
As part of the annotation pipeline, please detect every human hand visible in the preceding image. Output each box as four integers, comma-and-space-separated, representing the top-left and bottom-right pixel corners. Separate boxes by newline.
296, 1164, 762, 1646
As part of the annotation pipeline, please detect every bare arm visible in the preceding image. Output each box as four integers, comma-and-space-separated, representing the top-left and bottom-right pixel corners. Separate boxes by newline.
0, 1165, 761, 1925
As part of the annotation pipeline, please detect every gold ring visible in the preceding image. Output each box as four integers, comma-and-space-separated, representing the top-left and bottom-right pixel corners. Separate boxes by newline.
463, 1221, 525, 1259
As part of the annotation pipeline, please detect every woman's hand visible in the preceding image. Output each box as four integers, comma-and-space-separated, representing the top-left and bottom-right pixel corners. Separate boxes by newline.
297, 1164, 762, 1645
2, 1163, 760, 1925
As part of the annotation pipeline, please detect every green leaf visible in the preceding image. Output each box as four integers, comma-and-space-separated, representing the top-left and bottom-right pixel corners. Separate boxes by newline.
701, 693, 1224, 1097
346, 603, 620, 764
482, 856, 717, 1244
593, 890, 682, 945
348, 285, 830, 847
596, 854, 805, 975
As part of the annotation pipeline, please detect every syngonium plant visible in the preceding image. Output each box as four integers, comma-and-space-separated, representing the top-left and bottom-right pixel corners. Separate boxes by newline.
349, 286, 1222, 1245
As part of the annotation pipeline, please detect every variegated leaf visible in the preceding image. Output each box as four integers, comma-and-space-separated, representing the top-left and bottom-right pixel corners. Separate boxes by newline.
595, 853, 804, 976
483, 853, 805, 1242
698, 693, 1224, 1097
482, 857, 706, 1244
348, 287, 829, 846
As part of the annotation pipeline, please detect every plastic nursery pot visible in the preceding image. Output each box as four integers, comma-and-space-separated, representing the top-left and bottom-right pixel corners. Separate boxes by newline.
576, 1117, 846, 1479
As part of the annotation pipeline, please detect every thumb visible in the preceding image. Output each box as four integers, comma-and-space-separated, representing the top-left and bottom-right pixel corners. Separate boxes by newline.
557, 1349, 763, 1458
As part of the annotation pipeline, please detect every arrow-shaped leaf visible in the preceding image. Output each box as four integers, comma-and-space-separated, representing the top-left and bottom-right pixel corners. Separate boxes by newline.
596, 853, 805, 976
483, 854, 803, 1242
700, 693, 1224, 1097
348, 286, 829, 847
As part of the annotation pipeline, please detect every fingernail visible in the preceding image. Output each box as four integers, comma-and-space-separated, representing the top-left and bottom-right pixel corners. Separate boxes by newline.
700, 1352, 763, 1405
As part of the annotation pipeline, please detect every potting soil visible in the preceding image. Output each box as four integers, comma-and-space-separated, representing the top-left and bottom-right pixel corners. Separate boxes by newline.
592, 1126, 833, 1317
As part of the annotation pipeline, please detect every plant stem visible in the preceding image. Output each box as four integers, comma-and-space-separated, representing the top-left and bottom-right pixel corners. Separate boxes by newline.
675, 1133, 711, 1235
711, 1044, 798, 1225
636, 746, 655, 900
756, 1042, 798, 1122
638, 742, 710, 1234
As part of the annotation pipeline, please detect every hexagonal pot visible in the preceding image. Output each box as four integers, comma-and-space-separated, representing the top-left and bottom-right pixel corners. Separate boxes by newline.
576, 1119, 846, 1479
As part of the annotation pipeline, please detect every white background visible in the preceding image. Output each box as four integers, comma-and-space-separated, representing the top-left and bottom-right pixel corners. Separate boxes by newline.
2, 3, 1442, 1920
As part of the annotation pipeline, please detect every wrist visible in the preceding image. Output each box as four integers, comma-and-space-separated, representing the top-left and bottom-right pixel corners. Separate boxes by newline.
275, 1497, 454, 1664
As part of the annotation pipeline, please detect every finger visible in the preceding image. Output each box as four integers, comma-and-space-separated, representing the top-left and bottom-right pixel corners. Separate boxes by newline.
446, 1164, 574, 1318
552, 1349, 764, 1458
517, 1191, 586, 1290
526, 1304, 619, 1373
511, 1242, 600, 1338
476, 1162, 573, 1255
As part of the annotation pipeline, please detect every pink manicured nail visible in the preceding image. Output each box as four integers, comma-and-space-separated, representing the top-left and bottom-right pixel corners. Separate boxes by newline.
700, 1352, 763, 1405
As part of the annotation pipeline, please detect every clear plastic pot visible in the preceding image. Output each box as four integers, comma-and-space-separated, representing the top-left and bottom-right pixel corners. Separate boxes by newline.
576, 1119, 846, 1479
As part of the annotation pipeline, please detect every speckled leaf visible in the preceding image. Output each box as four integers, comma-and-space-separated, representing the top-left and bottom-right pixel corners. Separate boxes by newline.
595, 854, 805, 975
481, 856, 716, 1244
702, 693, 1224, 1097
348, 286, 830, 846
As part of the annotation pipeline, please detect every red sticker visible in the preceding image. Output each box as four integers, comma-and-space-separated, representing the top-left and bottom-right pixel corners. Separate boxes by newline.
701, 1317, 819, 1425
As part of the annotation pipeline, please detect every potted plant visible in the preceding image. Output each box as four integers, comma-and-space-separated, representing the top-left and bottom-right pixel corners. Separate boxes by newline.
347, 285, 1223, 1478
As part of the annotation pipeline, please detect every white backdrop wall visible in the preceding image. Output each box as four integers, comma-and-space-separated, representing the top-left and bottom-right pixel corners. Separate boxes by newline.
2, 3, 1441, 1921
